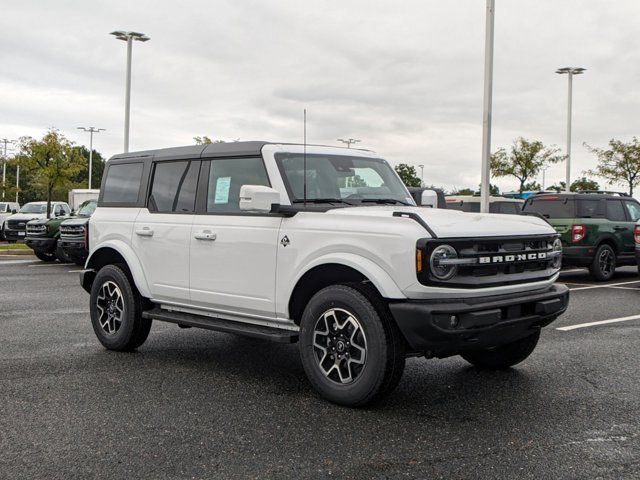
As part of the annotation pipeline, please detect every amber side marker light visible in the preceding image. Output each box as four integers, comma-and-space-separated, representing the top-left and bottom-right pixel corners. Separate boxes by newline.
416, 248, 423, 272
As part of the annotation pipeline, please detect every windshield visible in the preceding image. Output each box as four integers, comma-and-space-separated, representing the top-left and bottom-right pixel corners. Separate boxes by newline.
275, 153, 413, 205
0, 203, 8, 213
77, 200, 97, 217
20, 203, 47, 214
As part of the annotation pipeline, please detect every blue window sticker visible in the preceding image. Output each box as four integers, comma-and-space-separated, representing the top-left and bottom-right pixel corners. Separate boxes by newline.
214, 177, 231, 204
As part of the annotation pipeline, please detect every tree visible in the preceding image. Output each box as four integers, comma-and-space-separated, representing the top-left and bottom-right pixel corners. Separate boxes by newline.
14, 129, 85, 217
550, 177, 600, 193
585, 138, 640, 196
521, 181, 542, 192
490, 138, 564, 193
453, 184, 498, 195
69, 146, 106, 189
455, 188, 475, 195
194, 136, 225, 145
394, 164, 421, 187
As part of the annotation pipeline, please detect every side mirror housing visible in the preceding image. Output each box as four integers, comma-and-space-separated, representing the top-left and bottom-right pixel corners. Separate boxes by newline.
11, 209, 17, 214
239, 185, 281, 213
420, 190, 438, 208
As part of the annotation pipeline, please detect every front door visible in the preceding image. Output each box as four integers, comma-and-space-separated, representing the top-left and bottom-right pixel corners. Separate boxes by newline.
132, 159, 200, 303
189, 157, 281, 319
623, 199, 640, 254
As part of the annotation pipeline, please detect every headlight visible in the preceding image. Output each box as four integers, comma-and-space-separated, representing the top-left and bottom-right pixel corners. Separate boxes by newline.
551, 237, 562, 269
430, 244, 459, 280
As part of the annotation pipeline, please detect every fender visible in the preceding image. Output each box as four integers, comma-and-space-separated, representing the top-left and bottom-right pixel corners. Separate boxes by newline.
287, 252, 406, 301
86, 239, 152, 298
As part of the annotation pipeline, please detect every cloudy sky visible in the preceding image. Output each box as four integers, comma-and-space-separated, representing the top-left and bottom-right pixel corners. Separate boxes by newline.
1, 0, 639, 193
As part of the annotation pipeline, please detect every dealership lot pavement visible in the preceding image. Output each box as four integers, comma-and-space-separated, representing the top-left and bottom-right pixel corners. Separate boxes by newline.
1, 257, 638, 479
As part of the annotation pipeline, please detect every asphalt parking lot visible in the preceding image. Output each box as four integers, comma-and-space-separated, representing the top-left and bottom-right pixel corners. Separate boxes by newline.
1, 257, 639, 479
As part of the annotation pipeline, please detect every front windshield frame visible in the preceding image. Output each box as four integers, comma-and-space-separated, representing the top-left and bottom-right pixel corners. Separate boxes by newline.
77, 200, 97, 217
20, 203, 47, 214
274, 153, 414, 206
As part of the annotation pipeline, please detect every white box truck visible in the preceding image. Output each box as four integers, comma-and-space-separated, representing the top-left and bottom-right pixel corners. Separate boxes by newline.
68, 189, 100, 212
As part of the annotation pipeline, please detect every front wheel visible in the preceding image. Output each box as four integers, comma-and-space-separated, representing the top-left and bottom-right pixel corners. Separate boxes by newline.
299, 284, 405, 407
34, 250, 56, 262
461, 330, 541, 370
589, 244, 616, 281
90, 264, 152, 351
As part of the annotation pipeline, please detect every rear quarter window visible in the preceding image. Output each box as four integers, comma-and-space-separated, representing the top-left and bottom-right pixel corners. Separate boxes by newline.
102, 162, 144, 204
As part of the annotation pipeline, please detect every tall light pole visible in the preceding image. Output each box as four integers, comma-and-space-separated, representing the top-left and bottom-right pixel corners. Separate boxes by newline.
541, 165, 549, 190
1, 138, 15, 200
480, 0, 495, 214
556, 67, 585, 193
337, 138, 361, 149
77, 127, 105, 189
418, 164, 425, 187
110, 30, 150, 153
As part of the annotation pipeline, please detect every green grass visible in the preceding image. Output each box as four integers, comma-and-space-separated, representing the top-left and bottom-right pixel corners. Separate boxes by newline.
0, 243, 30, 250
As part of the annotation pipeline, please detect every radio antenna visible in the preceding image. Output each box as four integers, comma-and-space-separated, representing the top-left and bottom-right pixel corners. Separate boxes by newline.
303, 108, 307, 207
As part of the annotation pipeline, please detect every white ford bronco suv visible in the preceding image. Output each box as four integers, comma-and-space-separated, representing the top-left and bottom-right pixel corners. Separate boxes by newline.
80, 142, 569, 406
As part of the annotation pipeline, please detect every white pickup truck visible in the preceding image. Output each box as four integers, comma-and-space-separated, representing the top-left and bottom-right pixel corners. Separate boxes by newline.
80, 142, 569, 406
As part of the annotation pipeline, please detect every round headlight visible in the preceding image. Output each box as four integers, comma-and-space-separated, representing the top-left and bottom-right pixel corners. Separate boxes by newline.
551, 237, 562, 269
430, 245, 458, 280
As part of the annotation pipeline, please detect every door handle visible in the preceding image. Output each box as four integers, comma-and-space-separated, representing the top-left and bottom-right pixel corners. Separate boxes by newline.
135, 227, 154, 237
194, 231, 217, 241
614, 226, 627, 231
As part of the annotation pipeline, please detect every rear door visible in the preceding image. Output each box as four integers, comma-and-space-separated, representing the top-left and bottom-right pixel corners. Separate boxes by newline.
132, 159, 201, 303
622, 200, 640, 254
605, 199, 631, 254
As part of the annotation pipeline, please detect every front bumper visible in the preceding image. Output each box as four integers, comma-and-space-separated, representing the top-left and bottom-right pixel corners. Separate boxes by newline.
388, 284, 569, 356
25, 237, 56, 253
4, 230, 27, 241
59, 239, 87, 260
636, 248, 640, 266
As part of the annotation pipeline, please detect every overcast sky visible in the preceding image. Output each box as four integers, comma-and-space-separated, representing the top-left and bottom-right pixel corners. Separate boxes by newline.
2, 0, 639, 193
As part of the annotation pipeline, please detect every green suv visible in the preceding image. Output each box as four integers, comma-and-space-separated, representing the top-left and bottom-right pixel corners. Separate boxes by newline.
25, 213, 72, 262
522, 192, 640, 280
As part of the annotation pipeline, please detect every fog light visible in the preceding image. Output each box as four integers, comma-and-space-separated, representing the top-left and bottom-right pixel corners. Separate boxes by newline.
449, 315, 459, 328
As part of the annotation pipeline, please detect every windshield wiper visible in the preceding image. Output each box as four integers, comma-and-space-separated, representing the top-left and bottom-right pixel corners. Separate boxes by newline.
359, 198, 412, 206
292, 198, 355, 205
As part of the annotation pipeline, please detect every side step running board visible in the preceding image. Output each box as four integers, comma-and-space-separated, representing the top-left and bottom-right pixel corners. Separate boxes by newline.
142, 307, 299, 343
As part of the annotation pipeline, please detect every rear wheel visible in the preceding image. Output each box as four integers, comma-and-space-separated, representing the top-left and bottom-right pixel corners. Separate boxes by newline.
589, 244, 616, 281
299, 284, 405, 407
462, 330, 541, 370
34, 250, 56, 262
90, 264, 152, 351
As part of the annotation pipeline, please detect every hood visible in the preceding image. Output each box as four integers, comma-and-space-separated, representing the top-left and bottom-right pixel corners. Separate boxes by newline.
61, 217, 89, 227
327, 206, 555, 238
6, 213, 48, 222
27, 218, 52, 226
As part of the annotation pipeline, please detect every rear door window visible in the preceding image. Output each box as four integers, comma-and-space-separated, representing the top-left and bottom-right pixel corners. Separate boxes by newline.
491, 202, 522, 214
148, 160, 200, 213
102, 162, 144, 204
577, 200, 604, 218
523, 197, 575, 218
605, 200, 626, 221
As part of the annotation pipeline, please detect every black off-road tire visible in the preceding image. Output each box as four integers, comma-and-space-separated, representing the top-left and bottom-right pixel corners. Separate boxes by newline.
34, 250, 56, 262
90, 264, 152, 351
588, 244, 616, 281
56, 243, 72, 263
299, 284, 405, 407
461, 330, 541, 370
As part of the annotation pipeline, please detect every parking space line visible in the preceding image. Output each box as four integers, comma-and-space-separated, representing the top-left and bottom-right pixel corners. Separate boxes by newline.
557, 314, 640, 331
570, 280, 640, 291
560, 268, 586, 274
28, 263, 68, 268
67, 269, 84, 273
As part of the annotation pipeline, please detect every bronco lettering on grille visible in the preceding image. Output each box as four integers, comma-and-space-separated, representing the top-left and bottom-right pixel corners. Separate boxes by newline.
478, 252, 547, 264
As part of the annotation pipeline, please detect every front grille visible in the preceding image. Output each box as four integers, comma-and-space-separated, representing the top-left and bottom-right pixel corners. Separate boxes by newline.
417, 235, 560, 288
26, 224, 46, 236
7, 219, 27, 231
60, 224, 85, 239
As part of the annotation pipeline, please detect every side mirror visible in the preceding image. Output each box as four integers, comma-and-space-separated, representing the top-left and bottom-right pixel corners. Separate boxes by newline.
11, 209, 17, 214
239, 185, 281, 213
420, 190, 438, 208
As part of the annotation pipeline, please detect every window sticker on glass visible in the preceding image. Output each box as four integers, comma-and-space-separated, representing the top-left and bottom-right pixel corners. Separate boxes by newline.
214, 177, 231, 204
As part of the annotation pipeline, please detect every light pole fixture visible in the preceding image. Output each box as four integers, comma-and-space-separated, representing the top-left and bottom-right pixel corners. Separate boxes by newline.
77, 127, 105, 189
418, 164, 425, 187
110, 30, 150, 153
556, 67, 585, 193
337, 138, 361, 149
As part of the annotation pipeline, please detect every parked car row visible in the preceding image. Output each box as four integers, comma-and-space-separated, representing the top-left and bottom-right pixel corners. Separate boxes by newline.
0, 201, 21, 241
